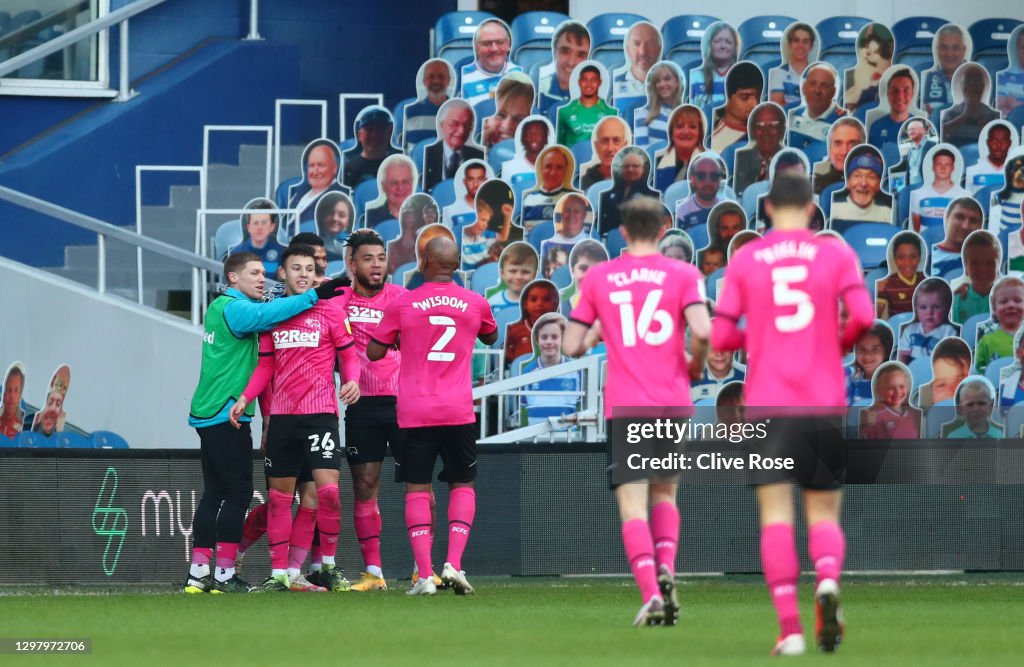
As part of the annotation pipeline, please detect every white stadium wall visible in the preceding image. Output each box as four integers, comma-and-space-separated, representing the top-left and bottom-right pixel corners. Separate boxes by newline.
0, 257, 203, 449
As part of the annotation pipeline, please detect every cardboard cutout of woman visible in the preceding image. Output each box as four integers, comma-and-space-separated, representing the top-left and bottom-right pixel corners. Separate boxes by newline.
689, 21, 740, 109
0, 362, 26, 438
653, 104, 707, 192
520, 145, 580, 234
31, 364, 70, 436
658, 228, 696, 265
387, 193, 440, 275
843, 23, 894, 113
403, 58, 458, 151
769, 22, 820, 110
315, 191, 356, 261
940, 62, 1000, 150
633, 60, 686, 148
597, 146, 659, 236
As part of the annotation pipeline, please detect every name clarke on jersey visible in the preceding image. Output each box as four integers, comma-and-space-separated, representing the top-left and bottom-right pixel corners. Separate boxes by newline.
605, 267, 667, 287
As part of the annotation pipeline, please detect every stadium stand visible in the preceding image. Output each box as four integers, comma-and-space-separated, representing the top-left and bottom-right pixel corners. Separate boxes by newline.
586, 13, 649, 71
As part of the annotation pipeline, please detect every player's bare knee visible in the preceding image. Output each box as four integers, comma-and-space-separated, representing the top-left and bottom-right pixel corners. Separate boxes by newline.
316, 484, 340, 513
298, 481, 318, 508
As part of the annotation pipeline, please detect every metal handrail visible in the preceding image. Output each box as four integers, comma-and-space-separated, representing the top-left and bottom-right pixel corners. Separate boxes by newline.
0, 0, 167, 79
472, 354, 604, 443
0, 185, 221, 326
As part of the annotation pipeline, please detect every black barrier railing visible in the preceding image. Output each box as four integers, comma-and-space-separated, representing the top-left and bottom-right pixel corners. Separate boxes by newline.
1, 446, 1022, 585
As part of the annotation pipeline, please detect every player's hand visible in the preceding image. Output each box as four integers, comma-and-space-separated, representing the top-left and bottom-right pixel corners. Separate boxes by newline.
338, 381, 360, 405
228, 397, 248, 429
314, 276, 352, 300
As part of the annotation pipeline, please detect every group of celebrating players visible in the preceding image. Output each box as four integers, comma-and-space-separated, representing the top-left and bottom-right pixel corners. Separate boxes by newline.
184, 171, 869, 657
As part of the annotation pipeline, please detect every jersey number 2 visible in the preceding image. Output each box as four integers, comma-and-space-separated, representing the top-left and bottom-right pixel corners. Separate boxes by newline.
610, 289, 673, 347
771, 266, 814, 332
428, 315, 456, 362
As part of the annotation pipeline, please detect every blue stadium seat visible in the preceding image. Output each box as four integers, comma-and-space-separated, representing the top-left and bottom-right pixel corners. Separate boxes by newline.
510, 172, 537, 208
512, 12, 570, 73
958, 142, 980, 169
326, 260, 345, 278
434, 11, 496, 61
662, 180, 690, 209
431, 178, 456, 207
896, 182, 922, 227
887, 311, 914, 333
509, 353, 534, 377
392, 261, 417, 286
16, 431, 52, 448
471, 261, 500, 294
353, 179, 379, 220
961, 312, 989, 349
662, 15, 719, 72
741, 180, 769, 220
863, 266, 886, 296
892, 17, 949, 73
391, 96, 417, 149
91, 431, 129, 449
969, 19, 1023, 81
488, 138, 516, 175
551, 264, 572, 289
1007, 106, 1024, 133
374, 219, 401, 244
586, 13, 649, 72
941, 265, 964, 281
908, 356, 934, 391
0, 433, 14, 448
570, 139, 593, 170
985, 357, 1013, 387
816, 17, 872, 74
528, 220, 554, 252
586, 180, 612, 219
738, 16, 796, 76
605, 228, 627, 257
687, 223, 710, 250
843, 222, 900, 270
925, 399, 956, 438
52, 432, 92, 448
921, 223, 945, 251
214, 220, 242, 260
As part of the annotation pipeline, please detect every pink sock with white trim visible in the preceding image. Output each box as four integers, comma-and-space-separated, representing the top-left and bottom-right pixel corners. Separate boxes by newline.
761, 522, 802, 637
808, 520, 845, 586
406, 491, 434, 578
650, 501, 679, 574
621, 519, 660, 603
446, 487, 476, 571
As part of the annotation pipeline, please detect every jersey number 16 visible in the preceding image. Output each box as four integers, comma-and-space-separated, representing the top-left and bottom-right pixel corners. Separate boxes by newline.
610, 289, 673, 347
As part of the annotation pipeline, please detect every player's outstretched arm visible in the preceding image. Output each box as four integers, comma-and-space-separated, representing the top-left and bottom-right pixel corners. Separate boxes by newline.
224, 290, 317, 335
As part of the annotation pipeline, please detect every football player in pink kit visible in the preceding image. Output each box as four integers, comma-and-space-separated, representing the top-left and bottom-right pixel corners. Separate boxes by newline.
563, 196, 711, 627
712, 173, 874, 655
367, 237, 498, 596
342, 229, 408, 591
229, 244, 362, 592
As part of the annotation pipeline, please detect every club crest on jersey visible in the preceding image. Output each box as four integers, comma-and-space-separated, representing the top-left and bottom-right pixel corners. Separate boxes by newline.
305, 318, 322, 329
273, 329, 321, 348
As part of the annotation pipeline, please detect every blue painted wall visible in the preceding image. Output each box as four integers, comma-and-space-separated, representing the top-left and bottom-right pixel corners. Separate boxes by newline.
0, 0, 455, 266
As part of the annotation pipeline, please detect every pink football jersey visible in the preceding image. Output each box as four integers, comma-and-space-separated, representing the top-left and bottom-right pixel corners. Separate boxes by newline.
372, 281, 497, 428
712, 229, 873, 408
570, 252, 705, 418
347, 283, 406, 397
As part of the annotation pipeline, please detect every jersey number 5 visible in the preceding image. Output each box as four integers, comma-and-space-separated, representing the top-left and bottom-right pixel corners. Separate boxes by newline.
428, 315, 456, 362
771, 266, 814, 332
610, 289, 673, 347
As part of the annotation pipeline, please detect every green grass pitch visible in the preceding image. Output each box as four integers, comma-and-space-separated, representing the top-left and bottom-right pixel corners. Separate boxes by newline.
2, 575, 1020, 666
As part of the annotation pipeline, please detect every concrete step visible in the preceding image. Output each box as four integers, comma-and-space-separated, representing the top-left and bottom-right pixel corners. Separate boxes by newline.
64, 244, 196, 272
239, 143, 275, 168
170, 185, 202, 210
45, 266, 195, 290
